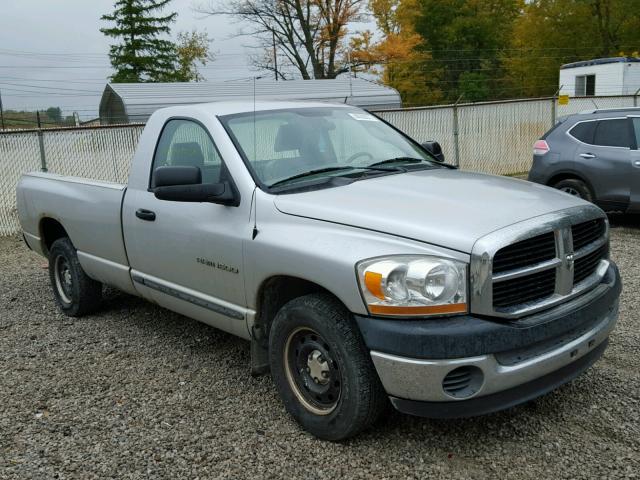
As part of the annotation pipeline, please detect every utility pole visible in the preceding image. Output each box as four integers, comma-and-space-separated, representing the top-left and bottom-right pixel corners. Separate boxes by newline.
0, 89, 5, 130
272, 30, 278, 81
347, 50, 353, 100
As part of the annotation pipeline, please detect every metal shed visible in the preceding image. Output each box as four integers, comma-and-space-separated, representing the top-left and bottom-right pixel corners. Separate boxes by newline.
99, 78, 402, 124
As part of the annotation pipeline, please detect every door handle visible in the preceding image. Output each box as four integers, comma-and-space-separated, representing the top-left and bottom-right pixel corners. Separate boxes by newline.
135, 209, 156, 221
580, 153, 596, 159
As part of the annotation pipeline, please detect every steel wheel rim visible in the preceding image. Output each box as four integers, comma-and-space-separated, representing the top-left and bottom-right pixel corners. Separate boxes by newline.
54, 255, 73, 304
561, 186, 581, 197
283, 327, 341, 415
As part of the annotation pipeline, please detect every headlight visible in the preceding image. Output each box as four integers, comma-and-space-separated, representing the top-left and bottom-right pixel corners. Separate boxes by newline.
356, 256, 468, 317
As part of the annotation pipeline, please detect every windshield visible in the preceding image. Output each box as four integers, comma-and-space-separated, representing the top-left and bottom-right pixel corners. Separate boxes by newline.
219, 107, 438, 189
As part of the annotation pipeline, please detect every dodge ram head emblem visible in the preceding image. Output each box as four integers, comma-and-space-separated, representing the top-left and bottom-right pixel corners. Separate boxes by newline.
565, 253, 575, 267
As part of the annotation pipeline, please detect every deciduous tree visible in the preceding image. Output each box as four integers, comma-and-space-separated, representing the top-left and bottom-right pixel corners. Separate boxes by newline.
45, 107, 62, 123
174, 30, 215, 82
503, 0, 640, 97
195, 0, 365, 79
412, 0, 522, 102
350, 0, 440, 106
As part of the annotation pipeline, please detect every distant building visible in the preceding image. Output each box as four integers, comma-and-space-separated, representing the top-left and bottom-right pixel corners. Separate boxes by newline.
99, 78, 402, 124
559, 57, 640, 97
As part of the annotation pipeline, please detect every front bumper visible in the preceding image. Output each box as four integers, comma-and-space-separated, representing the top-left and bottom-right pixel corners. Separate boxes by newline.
355, 263, 620, 418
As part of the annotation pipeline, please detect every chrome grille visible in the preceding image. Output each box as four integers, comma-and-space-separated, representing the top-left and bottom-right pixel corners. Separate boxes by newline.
572, 219, 606, 250
470, 206, 610, 319
493, 232, 556, 273
574, 244, 608, 285
493, 268, 556, 308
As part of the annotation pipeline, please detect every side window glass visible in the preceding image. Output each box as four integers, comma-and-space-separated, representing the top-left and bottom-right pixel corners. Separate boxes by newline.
593, 119, 631, 148
151, 119, 224, 185
632, 118, 640, 149
569, 121, 596, 144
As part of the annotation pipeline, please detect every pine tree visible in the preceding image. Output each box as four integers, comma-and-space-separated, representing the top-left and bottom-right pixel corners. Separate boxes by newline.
101, 0, 179, 83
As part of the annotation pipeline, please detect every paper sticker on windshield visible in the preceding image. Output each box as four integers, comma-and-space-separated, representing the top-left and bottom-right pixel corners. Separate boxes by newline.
348, 112, 379, 122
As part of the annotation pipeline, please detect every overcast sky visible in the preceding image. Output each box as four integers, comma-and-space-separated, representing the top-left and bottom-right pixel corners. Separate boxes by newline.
0, 0, 348, 119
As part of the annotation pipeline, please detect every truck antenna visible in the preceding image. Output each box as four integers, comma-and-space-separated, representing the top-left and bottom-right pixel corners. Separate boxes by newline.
253, 76, 257, 164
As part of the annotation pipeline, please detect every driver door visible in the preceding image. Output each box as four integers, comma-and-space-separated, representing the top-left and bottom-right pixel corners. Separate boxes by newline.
123, 118, 250, 338
629, 117, 640, 213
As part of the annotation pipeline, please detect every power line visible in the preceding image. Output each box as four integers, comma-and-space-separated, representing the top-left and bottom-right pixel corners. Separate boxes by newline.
0, 76, 110, 84
0, 81, 102, 94
0, 48, 251, 58
0, 65, 110, 69
0, 87, 100, 96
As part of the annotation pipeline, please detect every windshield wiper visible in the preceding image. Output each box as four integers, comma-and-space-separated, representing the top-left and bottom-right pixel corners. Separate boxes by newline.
367, 157, 426, 168
268, 165, 401, 189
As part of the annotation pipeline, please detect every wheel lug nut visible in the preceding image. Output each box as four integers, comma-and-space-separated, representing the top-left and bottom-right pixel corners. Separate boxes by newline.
321, 371, 329, 378
306, 367, 310, 373
313, 377, 319, 383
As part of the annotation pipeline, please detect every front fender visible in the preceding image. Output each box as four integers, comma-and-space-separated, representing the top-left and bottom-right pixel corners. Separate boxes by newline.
244, 193, 470, 316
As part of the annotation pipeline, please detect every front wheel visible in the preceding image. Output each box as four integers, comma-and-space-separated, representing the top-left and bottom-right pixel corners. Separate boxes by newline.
269, 293, 386, 441
48, 237, 102, 317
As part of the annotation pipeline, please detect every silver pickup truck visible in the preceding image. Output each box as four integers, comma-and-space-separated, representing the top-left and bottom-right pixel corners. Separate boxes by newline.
17, 101, 621, 440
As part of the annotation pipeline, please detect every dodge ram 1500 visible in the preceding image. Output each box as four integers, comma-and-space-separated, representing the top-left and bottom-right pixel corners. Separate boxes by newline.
17, 101, 621, 440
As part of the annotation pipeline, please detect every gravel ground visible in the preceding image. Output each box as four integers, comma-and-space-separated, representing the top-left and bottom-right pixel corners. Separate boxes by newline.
1, 220, 639, 479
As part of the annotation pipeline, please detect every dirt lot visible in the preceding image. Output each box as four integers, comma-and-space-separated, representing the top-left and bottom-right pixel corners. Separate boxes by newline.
1, 220, 639, 479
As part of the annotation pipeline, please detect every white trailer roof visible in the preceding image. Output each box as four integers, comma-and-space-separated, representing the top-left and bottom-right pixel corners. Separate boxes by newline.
99, 78, 402, 124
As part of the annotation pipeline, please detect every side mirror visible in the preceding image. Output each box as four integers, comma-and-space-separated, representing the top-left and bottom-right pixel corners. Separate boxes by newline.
421, 141, 445, 163
153, 165, 202, 188
152, 166, 239, 206
153, 182, 238, 205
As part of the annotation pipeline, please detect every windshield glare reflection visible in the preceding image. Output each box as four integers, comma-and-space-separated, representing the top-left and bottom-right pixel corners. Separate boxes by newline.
221, 107, 435, 188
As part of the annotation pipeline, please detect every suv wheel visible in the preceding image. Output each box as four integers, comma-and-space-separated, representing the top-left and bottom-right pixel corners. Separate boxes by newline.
269, 293, 386, 441
553, 179, 593, 202
49, 237, 102, 316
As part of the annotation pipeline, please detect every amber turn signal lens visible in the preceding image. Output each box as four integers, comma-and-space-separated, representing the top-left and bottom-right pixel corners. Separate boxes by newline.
368, 303, 467, 316
364, 271, 384, 299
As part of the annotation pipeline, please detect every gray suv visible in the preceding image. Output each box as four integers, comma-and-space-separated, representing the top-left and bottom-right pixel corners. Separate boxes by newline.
528, 108, 640, 212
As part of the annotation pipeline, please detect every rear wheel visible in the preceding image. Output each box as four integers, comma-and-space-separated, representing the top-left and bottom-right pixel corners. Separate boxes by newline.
269, 293, 386, 441
48, 237, 102, 316
553, 178, 593, 202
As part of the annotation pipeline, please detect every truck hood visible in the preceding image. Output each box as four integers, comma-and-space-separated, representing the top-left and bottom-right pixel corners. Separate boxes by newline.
273, 169, 587, 253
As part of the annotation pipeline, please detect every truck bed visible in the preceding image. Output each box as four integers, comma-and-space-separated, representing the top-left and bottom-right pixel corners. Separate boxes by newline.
17, 172, 136, 294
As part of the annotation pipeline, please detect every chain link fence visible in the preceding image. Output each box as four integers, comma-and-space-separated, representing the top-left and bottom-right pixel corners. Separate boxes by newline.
377, 98, 553, 175
1, 94, 639, 235
0, 124, 143, 235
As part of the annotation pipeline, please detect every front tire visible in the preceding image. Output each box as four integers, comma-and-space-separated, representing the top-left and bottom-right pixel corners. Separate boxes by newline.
553, 178, 593, 202
269, 293, 386, 441
48, 237, 102, 317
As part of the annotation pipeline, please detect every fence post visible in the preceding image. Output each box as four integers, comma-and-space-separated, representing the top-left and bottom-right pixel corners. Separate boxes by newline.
550, 86, 563, 127
36, 111, 47, 172
452, 95, 463, 167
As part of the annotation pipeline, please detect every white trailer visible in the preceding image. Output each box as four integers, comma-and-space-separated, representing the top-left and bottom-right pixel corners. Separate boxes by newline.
559, 57, 640, 97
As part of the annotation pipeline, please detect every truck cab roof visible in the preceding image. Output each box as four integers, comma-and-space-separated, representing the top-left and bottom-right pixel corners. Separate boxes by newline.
156, 100, 356, 118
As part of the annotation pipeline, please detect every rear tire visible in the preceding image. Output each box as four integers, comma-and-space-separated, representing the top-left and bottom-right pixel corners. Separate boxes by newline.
48, 237, 102, 317
269, 293, 387, 441
553, 178, 593, 202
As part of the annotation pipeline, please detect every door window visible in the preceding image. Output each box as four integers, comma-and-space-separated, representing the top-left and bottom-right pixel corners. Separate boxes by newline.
569, 121, 596, 144
632, 118, 640, 149
151, 119, 224, 185
593, 119, 631, 148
